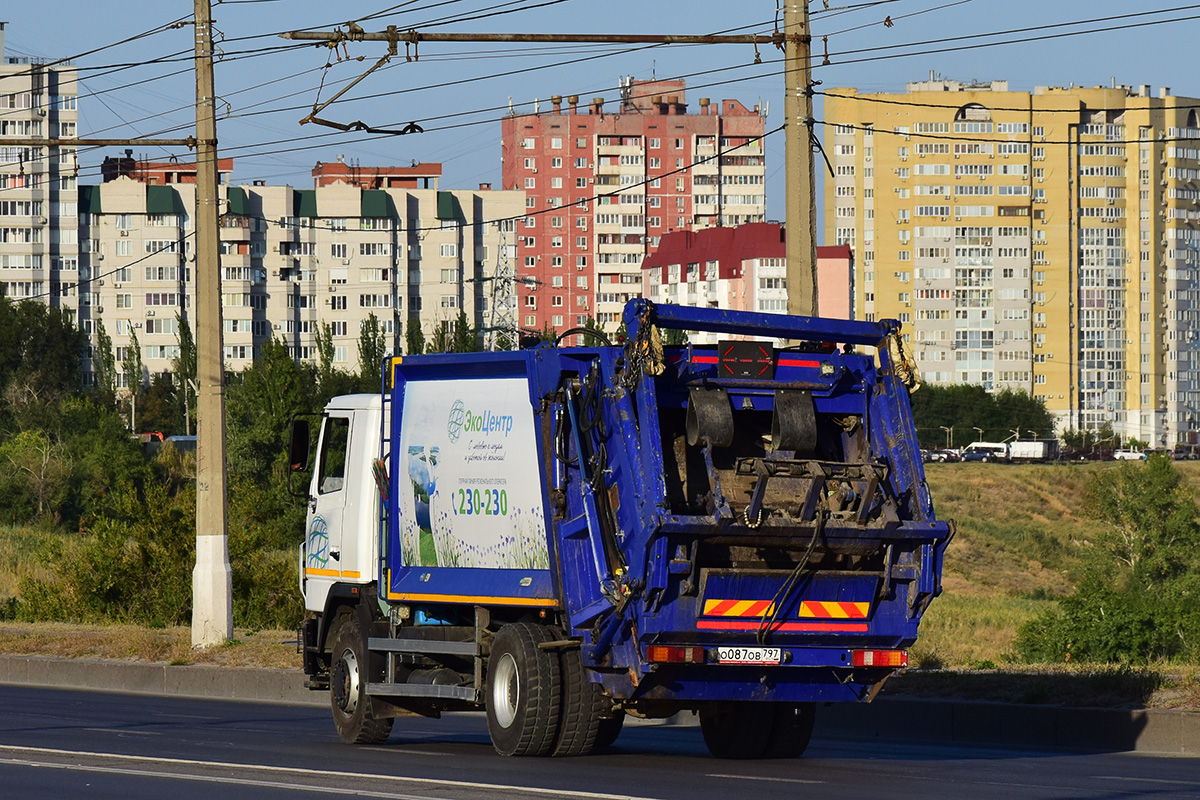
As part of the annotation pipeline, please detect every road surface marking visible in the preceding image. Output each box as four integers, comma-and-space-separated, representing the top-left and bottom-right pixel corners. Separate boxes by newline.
0, 757, 451, 800
1096, 776, 1200, 787
0, 745, 657, 800
83, 728, 160, 736
706, 774, 823, 784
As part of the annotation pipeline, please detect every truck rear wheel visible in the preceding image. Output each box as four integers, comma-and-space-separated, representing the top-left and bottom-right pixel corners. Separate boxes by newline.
594, 713, 625, 749
699, 702, 774, 759
553, 641, 610, 756
486, 622, 562, 756
329, 613, 393, 745
763, 702, 816, 758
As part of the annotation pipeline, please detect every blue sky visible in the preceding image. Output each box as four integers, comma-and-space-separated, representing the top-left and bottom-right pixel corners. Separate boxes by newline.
4, 1, 1198, 214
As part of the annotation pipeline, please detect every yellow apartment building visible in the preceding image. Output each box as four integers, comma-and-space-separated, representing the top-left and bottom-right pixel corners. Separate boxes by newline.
824, 76, 1200, 445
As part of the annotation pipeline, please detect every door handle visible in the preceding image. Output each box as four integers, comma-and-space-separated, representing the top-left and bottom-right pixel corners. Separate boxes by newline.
308, 496, 317, 512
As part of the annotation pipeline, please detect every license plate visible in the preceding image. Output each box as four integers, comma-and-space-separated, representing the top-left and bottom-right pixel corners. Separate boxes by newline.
716, 646, 782, 665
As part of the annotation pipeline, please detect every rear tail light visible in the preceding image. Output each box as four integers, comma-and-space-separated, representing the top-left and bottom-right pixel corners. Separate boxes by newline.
645, 645, 707, 664
851, 649, 907, 668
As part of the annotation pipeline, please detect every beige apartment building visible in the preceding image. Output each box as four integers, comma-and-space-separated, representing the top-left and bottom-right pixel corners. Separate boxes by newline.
78, 163, 523, 388
824, 76, 1200, 445
0, 23, 79, 322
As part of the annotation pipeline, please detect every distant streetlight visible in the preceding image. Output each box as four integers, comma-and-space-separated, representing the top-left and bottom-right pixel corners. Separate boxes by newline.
940, 425, 954, 449
973, 426, 984, 442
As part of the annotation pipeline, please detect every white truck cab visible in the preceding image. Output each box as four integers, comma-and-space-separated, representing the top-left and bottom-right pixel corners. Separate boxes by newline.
300, 395, 381, 614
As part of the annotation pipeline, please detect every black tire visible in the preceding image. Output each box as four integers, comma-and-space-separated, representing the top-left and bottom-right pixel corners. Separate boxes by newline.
763, 702, 816, 758
486, 622, 562, 757
594, 713, 625, 750
553, 642, 610, 756
699, 702, 774, 759
329, 613, 393, 745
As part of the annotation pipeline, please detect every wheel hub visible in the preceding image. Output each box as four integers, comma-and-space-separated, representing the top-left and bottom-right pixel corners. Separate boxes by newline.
490, 652, 519, 728
331, 648, 361, 714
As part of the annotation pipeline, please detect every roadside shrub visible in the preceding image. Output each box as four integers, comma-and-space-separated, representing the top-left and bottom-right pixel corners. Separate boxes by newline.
18, 481, 194, 626
1016, 456, 1200, 664
16, 470, 305, 631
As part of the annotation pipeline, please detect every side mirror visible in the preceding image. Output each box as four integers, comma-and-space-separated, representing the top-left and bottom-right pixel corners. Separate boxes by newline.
288, 419, 311, 473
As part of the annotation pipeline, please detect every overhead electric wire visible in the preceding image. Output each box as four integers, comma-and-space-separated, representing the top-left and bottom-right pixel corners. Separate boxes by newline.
20, 124, 784, 303
6, 4, 1199, 188
823, 0, 974, 37
822, 3, 1200, 63
811, 119, 1200, 148
0, 13, 192, 80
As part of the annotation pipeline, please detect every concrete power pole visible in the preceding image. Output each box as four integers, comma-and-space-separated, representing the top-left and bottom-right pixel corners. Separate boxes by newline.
783, 1, 819, 317
192, 0, 233, 648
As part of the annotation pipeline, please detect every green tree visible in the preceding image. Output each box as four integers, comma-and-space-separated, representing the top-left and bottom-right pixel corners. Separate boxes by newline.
225, 337, 318, 487
122, 330, 144, 430
406, 316, 425, 356
0, 299, 84, 434
358, 313, 387, 383
427, 320, 451, 353
910, 384, 1054, 450
450, 310, 480, 353
314, 321, 336, 387
94, 320, 117, 407
0, 429, 69, 519
136, 372, 181, 436
1016, 455, 1200, 663
172, 314, 196, 433
661, 326, 689, 346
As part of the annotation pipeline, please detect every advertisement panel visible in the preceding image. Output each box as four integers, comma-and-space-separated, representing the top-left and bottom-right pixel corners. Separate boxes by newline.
396, 378, 548, 570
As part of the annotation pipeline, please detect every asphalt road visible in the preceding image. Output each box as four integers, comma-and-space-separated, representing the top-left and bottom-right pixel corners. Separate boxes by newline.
0, 686, 1197, 800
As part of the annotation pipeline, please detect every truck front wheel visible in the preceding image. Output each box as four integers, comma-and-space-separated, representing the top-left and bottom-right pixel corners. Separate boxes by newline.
329, 613, 393, 745
486, 622, 562, 756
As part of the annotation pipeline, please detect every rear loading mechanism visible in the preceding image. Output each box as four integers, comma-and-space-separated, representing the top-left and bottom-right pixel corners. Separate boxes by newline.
294, 299, 953, 758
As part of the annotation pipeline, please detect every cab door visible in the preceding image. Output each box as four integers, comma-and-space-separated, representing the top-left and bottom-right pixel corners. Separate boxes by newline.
304, 413, 351, 609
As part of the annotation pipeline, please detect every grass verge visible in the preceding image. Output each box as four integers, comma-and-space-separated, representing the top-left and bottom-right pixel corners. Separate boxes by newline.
0, 622, 300, 669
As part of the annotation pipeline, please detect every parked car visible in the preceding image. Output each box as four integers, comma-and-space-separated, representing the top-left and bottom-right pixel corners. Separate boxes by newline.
961, 442, 1010, 463
927, 449, 961, 463
1113, 449, 1146, 461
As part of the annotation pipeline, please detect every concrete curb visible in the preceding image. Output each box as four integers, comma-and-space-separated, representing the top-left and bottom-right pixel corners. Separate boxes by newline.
0, 654, 318, 706
1, 654, 1196, 756
815, 696, 1200, 756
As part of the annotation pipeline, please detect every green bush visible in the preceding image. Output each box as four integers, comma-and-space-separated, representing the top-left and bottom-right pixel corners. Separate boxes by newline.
18, 481, 194, 626
1016, 455, 1200, 664
15, 474, 304, 631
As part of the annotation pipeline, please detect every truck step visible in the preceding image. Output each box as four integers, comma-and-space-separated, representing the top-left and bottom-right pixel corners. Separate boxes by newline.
366, 682, 476, 701
368, 637, 477, 657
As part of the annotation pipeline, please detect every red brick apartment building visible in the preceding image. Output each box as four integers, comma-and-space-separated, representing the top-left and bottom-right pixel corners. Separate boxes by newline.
501, 78, 767, 335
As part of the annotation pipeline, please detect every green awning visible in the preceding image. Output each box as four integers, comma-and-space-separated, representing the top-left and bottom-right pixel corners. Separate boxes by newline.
294, 189, 318, 218
78, 185, 102, 215
146, 185, 184, 214
436, 191, 464, 222
361, 189, 394, 219
226, 186, 249, 216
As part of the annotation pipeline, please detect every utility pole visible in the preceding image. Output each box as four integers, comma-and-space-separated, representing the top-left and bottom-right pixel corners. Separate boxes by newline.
192, 0, 233, 649
783, 1, 818, 317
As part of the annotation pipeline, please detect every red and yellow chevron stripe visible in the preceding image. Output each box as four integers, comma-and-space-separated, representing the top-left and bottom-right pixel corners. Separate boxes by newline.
702, 599, 775, 617
799, 600, 869, 619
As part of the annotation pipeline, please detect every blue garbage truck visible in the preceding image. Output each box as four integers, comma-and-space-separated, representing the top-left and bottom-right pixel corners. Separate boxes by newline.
290, 299, 953, 758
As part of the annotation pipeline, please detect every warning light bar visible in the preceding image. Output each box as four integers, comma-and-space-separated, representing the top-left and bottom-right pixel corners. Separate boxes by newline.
851, 649, 908, 668
645, 645, 707, 664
